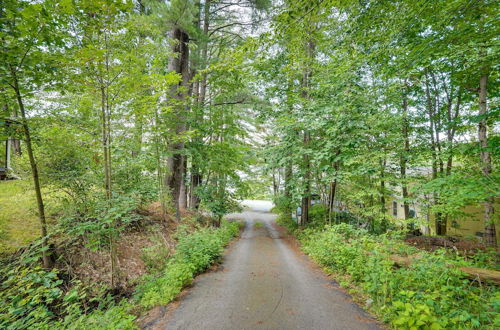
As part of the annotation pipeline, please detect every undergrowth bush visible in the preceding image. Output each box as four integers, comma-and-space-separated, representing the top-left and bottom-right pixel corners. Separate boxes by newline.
276, 213, 298, 233
0, 262, 134, 329
135, 220, 240, 308
299, 224, 499, 329
0, 220, 240, 329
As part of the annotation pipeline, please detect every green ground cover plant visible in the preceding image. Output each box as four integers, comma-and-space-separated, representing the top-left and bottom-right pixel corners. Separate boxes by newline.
135, 220, 240, 308
299, 224, 499, 329
0, 220, 240, 329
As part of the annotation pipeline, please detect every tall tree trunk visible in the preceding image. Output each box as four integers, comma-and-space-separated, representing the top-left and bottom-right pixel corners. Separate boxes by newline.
101, 87, 112, 200
283, 160, 293, 217
179, 155, 188, 210
328, 152, 341, 223
478, 74, 496, 247
300, 130, 310, 225
10, 67, 52, 269
327, 168, 339, 224
187, 0, 209, 210
299, 38, 315, 226
425, 74, 445, 235
272, 170, 279, 196
380, 156, 387, 215
165, 27, 190, 219
400, 82, 410, 221
190, 167, 202, 209
198, 0, 210, 106
445, 90, 461, 176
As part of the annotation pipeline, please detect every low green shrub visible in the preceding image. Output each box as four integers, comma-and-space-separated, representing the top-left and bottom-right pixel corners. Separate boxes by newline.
135, 220, 240, 308
64, 302, 137, 330
276, 213, 298, 233
308, 203, 328, 225
141, 235, 171, 274
0, 220, 240, 329
0, 266, 64, 329
299, 224, 499, 329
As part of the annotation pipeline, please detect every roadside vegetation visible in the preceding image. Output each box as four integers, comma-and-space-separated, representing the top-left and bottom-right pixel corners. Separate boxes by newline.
276, 205, 499, 329
0, 220, 240, 329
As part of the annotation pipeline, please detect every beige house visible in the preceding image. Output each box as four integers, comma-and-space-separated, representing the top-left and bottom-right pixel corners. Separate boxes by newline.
387, 196, 500, 241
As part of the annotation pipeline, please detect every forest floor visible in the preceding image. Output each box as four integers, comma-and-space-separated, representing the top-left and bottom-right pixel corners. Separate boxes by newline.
140, 200, 381, 330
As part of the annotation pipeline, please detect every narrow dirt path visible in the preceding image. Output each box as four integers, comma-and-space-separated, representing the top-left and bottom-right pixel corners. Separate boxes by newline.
145, 200, 380, 330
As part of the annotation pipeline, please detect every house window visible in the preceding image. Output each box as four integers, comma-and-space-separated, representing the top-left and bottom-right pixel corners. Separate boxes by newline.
393, 201, 398, 216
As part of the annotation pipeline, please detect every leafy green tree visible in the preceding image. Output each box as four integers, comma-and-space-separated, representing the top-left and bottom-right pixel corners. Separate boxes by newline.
1, 0, 73, 268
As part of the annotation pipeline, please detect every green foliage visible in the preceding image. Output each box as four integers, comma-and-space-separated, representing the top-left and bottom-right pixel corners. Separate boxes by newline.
0, 266, 63, 329
308, 204, 328, 225
0, 260, 136, 330
141, 233, 171, 274
198, 185, 241, 222
135, 220, 240, 308
64, 302, 137, 330
275, 214, 298, 233
0, 220, 240, 328
300, 224, 499, 329
61, 193, 142, 250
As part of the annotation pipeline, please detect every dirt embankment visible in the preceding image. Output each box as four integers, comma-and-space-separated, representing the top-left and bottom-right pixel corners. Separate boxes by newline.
52, 202, 176, 295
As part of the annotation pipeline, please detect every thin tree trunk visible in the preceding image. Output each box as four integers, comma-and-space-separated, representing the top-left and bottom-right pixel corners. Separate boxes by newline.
400, 81, 410, 221
283, 160, 293, 216
327, 172, 338, 224
328, 152, 341, 223
425, 74, 444, 235
478, 73, 496, 247
100, 87, 112, 200
380, 156, 387, 215
300, 38, 315, 226
300, 132, 310, 226
272, 170, 278, 196
198, 0, 210, 106
284, 163, 292, 198
179, 155, 188, 210
10, 67, 52, 269
446, 90, 461, 176
186, 1, 207, 210
190, 167, 202, 209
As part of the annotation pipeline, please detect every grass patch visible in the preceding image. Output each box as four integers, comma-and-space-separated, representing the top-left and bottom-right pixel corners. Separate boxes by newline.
254, 221, 263, 228
0, 180, 62, 254
0, 180, 40, 254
